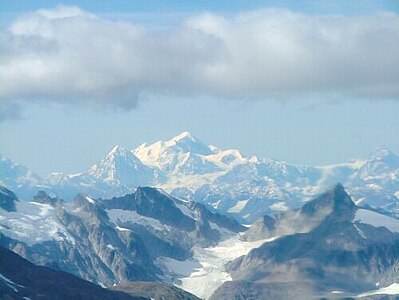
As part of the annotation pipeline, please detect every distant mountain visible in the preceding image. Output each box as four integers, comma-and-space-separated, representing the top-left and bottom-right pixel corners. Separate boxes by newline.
211, 184, 399, 299
0, 154, 42, 199
1, 132, 398, 222
0, 186, 244, 288
88, 145, 154, 186
133, 131, 220, 175
0, 245, 142, 300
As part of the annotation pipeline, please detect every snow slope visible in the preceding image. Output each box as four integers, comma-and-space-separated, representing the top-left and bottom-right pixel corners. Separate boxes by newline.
353, 209, 399, 233
0, 201, 75, 246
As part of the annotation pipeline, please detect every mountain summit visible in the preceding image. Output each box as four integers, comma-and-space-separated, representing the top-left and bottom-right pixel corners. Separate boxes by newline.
88, 145, 153, 186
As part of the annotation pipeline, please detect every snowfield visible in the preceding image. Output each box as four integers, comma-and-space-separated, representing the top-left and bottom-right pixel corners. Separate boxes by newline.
357, 283, 399, 297
353, 209, 399, 233
107, 208, 171, 232
0, 201, 75, 246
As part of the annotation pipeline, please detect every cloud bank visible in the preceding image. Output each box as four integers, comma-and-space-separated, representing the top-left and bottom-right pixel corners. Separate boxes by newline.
1, 6, 398, 116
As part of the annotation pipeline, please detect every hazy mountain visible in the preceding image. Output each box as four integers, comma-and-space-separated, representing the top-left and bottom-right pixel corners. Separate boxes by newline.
0, 154, 42, 199
1, 132, 398, 222
88, 145, 154, 186
211, 185, 399, 299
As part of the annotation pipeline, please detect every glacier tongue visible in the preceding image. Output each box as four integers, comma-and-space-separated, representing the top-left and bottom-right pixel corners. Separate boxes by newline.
159, 233, 279, 299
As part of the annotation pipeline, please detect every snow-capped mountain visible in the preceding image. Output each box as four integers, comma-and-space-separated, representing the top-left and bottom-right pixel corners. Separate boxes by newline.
211, 185, 399, 299
1, 185, 398, 299
88, 145, 154, 186
0, 186, 244, 288
1, 132, 398, 222
0, 155, 42, 199
133, 131, 220, 175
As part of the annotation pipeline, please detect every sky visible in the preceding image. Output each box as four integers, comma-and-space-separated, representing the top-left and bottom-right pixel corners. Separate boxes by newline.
1, 0, 398, 176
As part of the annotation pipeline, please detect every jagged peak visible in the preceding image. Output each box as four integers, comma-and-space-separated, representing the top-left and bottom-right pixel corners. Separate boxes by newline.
171, 131, 196, 142
329, 183, 356, 210
301, 183, 355, 216
101, 145, 143, 165
108, 144, 128, 156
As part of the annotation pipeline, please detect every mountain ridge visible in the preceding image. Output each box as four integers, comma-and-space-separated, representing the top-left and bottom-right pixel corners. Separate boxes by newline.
1, 132, 398, 222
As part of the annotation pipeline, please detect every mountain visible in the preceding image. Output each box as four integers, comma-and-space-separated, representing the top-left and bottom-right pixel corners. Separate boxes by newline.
0, 245, 142, 300
88, 145, 154, 186
0, 186, 18, 212
44, 145, 154, 199
211, 185, 399, 299
133, 131, 220, 175
1, 185, 398, 299
0, 155, 42, 199
1, 133, 398, 222
0, 186, 244, 289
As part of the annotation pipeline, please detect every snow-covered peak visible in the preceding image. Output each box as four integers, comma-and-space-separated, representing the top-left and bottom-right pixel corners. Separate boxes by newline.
133, 132, 215, 171
0, 154, 42, 188
358, 147, 399, 179
171, 131, 195, 142
167, 131, 213, 155
88, 145, 153, 186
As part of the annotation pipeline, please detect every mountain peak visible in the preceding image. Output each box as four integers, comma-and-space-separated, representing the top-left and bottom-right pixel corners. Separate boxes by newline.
301, 184, 355, 217
330, 183, 356, 211
108, 145, 128, 156
167, 132, 212, 155
88, 145, 153, 186
172, 131, 196, 142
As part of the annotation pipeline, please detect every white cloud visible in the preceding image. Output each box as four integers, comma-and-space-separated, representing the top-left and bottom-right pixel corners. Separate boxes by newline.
1, 6, 398, 115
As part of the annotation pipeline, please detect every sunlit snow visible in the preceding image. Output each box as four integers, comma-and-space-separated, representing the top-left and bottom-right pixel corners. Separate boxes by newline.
0, 201, 75, 246
356, 283, 399, 297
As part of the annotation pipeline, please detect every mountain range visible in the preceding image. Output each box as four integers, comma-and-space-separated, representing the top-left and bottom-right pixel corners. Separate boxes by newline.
1, 184, 399, 299
1, 132, 398, 223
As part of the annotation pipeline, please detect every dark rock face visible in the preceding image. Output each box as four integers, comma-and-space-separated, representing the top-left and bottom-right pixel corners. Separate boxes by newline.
104, 187, 197, 231
33, 190, 63, 206
0, 186, 18, 212
0, 246, 144, 300
112, 282, 201, 300
213, 185, 399, 299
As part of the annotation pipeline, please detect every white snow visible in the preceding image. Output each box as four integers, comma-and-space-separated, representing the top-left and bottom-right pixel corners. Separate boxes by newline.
228, 199, 249, 213
353, 209, 399, 233
107, 209, 169, 232
116, 225, 131, 232
85, 196, 95, 204
356, 283, 399, 297
106, 244, 115, 250
269, 201, 289, 212
0, 201, 75, 246
162, 234, 279, 299
353, 223, 366, 239
0, 273, 24, 292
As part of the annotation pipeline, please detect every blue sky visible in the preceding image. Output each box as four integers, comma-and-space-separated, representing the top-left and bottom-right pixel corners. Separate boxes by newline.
1, 0, 398, 176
